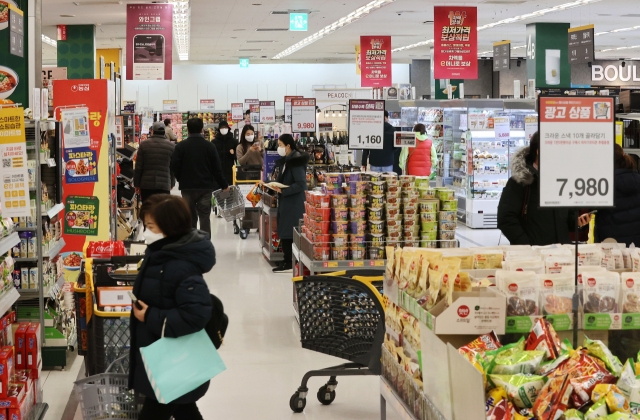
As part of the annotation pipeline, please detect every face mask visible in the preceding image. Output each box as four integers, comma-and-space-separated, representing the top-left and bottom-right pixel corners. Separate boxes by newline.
219, 128, 229, 135
277, 146, 286, 157
245, 135, 255, 143
143, 229, 165, 245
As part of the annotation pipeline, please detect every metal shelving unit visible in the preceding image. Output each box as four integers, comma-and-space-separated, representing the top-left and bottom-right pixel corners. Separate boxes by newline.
260, 200, 283, 262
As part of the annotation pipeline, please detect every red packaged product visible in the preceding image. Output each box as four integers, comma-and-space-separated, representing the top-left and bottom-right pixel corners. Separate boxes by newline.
0, 382, 25, 411
25, 324, 40, 373
6, 389, 28, 420
0, 347, 13, 398
532, 374, 573, 420
526, 318, 562, 360
86, 241, 125, 258
486, 399, 514, 420
0, 409, 6, 420
458, 331, 501, 363
12, 325, 27, 371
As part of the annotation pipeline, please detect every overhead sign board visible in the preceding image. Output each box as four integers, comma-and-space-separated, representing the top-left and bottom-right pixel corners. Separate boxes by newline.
289, 13, 308, 31
291, 98, 316, 133
434, 6, 478, 79
568, 24, 594, 64
493, 40, 510, 72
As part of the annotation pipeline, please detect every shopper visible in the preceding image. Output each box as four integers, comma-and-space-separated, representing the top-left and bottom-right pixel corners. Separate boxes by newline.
129, 194, 213, 420
133, 121, 175, 203
271, 134, 309, 272
399, 123, 438, 177
236, 124, 264, 166
596, 144, 640, 246
164, 118, 178, 143
171, 118, 229, 235
213, 120, 238, 186
497, 132, 589, 245
361, 110, 397, 173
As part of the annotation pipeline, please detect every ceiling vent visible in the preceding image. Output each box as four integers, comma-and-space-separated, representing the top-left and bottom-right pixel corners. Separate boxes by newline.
621, 14, 640, 17
271, 10, 312, 15
246, 40, 274, 43
256, 28, 289, 32
238, 49, 262, 51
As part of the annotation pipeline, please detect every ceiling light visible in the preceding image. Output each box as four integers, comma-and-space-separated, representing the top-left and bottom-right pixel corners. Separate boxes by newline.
42, 34, 57, 47
60, 14, 75, 17
273, 0, 394, 59
169, 0, 190, 60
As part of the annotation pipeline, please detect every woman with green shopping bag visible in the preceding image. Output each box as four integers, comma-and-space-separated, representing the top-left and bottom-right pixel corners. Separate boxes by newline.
129, 194, 215, 420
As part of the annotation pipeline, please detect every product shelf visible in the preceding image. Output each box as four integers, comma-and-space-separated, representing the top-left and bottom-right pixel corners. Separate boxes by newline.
46, 238, 66, 260
28, 403, 48, 420
0, 289, 20, 319
380, 378, 418, 420
46, 203, 64, 219
0, 232, 20, 256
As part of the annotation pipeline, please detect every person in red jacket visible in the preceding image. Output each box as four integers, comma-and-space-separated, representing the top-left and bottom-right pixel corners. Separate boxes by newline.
399, 123, 438, 177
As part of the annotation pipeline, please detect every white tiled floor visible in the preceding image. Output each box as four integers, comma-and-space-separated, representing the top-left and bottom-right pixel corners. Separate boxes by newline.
43, 215, 505, 420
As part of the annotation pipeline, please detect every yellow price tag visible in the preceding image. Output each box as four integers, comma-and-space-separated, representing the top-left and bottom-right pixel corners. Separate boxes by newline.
374, 260, 385, 267
328, 261, 339, 268
353, 261, 364, 267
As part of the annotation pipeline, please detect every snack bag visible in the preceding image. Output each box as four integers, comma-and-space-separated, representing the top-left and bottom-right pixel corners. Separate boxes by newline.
540, 273, 574, 315
585, 399, 609, 419
473, 248, 504, 269
621, 273, 640, 314
617, 360, 640, 414
459, 332, 502, 379
487, 386, 508, 413
487, 399, 515, 420
489, 373, 548, 408
496, 270, 539, 317
503, 259, 545, 274
425, 269, 443, 310
564, 409, 586, 420
570, 360, 617, 409
454, 271, 472, 292
606, 413, 634, 420
405, 252, 422, 298
441, 249, 473, 270
385, 246, 396, 280
415, 258, 430, 306
442, 264, 459, 307
526, 318, 562, 360
394, 248, 404, 288
585, 337, 624, 377
592, 384, 630, 414
582, 272, 620, 314
546, 255, 575, 274
532, 374, 574, 420
573, 266, 608, 285
577, 244, 604, 267
488, 344, 545, 376
631, 247, 640, 273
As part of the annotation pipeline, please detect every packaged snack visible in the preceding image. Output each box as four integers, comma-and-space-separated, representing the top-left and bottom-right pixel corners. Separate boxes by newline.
473, 249, 504, 269
582, 272, 620, 313
570, 361, 617, 409
454, 272, 472, 292
406, 252, 422, 298
532, 374, 574, 420
441, 264, 459, 307
546, 256, 576, 274
385, 246, 396, 280
487, 399, 515, 420
490, 374, 547, 408
488, 349, 546, 375
486, 386, 508, 413
564, 409, 585, 420
576, 245, 604, 267
540, 273, 574, 315
585, 399, 609, 419
606, 413, 634, 420
425, 269, 443, 310
394, 248, 403, 287
616, 360, 640, 414
585, 337, 624, 377
496, 270, 539, 317
503, 259, 545, 274
591, 384, 630, 414
526, 318, 562, 360
621, 273, 640, 313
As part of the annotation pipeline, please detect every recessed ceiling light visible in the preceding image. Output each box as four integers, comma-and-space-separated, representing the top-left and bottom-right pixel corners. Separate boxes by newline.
60, 14, 75, 17
233, 29, 245, 31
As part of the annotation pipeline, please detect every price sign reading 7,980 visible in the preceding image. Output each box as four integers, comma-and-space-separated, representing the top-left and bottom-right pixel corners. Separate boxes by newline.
348, 99, 385, 150
539, 96, 614, 208
291, 98, 316, 133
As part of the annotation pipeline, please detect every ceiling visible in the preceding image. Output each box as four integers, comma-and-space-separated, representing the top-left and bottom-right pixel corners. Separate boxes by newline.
41, 0, 640, 65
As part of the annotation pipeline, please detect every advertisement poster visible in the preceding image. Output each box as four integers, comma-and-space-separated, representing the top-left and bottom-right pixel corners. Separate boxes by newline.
126, 3, 173, 81
64, 196, 99, 236
0, 0, 28, 106
259, 101, 276, 124
162, 100, 178, 111
348, 99, 385, 150
61, 107, 91, 149
284, 96, 303, 123
64, 148, 98, 184
360, 35, 392, 88
433, 6, 478, 79
539, 96, 614, 208
231, 103, 243, 121
0, 107, 30, 217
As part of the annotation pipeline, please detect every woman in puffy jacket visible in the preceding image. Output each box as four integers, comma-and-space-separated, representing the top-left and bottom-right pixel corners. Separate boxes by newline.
399, 123, 438, 177
596, 144, 640, 246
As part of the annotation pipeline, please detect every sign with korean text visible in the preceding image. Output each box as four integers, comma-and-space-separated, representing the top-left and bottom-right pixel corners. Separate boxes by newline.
494, 116, 510, 142
539, 96, 614, 208
360, 36, 392, 88
0, 107, 30, 217
199, 99, 215, 110
259, 101, 276, 124
348, 99, 385, 150
318, 123, 333, 133
289, 13, 308, 31
434, 6, 478, 79
126, 4, 173, 80
231, 103, 244, 121
115, 115, 124, 148
291, 98, 316, 133
568, 24, 594, 64
244, 99, 259, 111
394, 131, 416, 148
284, 96, 303, 123
64, 148, 98, 184
162, 100, 178, 111
61, 108, 91, 149
249, 104, 260, 125
525, 115, 538, 142
493, 40, 510, 72
64, 195, 99, 236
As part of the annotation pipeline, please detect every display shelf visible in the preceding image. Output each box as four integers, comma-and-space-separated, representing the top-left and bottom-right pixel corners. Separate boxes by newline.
46, 203, 64, 219
46, 238, 66, 259
17, 289, 40, 301
27, 403, 48, 420
380, 378, 418, 420
0, 289, 20, 320
14, 258, 38, 263
0, 232, 20, 256
15, 227, 37, 232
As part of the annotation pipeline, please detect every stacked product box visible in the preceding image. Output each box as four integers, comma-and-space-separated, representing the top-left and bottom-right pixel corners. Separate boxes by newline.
435, 188, 457, 247
417, 179, 438, 248
384, 174, 402, 248
366, 173, 386, 259
303, 191, 331, 261
399, 175, 419, 248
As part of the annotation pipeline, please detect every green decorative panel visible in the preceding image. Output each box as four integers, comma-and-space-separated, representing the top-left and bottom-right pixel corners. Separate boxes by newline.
526, 23, 571, 88
0, 0, 29, 105
57, 25, 96, 79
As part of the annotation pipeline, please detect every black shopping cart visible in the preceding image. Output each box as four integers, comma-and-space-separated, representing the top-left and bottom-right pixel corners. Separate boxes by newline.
213, 186, 248, 239
232, 165, 262, 240
290, 274, 385, 413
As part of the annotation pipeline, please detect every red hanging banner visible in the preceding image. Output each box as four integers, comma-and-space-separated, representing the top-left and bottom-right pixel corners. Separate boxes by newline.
360, 36, 392, 88
433, 6, 478, 80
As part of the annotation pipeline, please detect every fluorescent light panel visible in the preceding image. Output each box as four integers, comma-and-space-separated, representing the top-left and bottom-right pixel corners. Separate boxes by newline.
42, 34, 57, 47
169, 0, 190, 60
272, 0, 394, 59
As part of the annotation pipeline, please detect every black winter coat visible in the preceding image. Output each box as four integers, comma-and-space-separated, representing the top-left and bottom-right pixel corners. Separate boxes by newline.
213, 132, 238, 185
276, 150, 309, 240
596, 168, 640, 246
133, 134, 175, 191
171, 134, 229, 191
498, 147, 573, 246
361, 122, 397, 168
128, 230, 214, 403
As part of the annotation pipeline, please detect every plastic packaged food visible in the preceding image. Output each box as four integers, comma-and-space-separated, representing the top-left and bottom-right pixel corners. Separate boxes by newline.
540, 273, 574, 315
533, 374, 574, 420
564, 409, 585, 420
489, 373, 547, 408
616, 360, 640, 414
503, 259, 545, 274
496, 270, 539, 317
526, 318, 561, 360
585, 337, 624, 377
582, 272, 620, 314
488, 348, 546, 376
486, 386, 508, 413
591, 384, 630, 414
621, 273, 640, 313
585, 399, 608, 420
473, 249, 504, 269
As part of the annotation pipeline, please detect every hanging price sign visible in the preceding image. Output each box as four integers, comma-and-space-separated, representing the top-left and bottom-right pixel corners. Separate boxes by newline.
284, 96, 303, 123
259, 101, 276, 124
291, 98, 316, 133
231, 103, 244, 121
494, 116, 510, 143
539, 96, 614, 208
394, 132, 416, 148
348, 99, 385, 150
525, 115, 538, 142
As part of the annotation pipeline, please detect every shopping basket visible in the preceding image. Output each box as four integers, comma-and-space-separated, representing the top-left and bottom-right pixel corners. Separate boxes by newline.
213, 186, 248, 238
74, 355, 143, 420
290, 275, 385, 413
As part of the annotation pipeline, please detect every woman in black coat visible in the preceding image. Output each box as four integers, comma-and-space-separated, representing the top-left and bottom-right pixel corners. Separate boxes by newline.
129, 194, 214, 420
270, 134, 309, 272
596, 144, 640, 246
213, 120, 238, 186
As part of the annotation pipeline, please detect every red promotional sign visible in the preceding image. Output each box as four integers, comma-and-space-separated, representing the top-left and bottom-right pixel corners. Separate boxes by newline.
433, 6, 478, 79
360, 36, 392, 88
126, 4, 173, 80
57, 25, 67, 41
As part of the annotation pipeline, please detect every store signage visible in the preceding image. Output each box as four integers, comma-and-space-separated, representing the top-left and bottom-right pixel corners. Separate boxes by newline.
539, 96, 614, 208
394, 132, 416, 148
525, 115, 538, 142
9, 7, 24, 57
42, 67, 67, 90
318, 123, 333, 133
359, 36, 392, 88
57, 25, 67, 41
494, 116, 510, 142
434, 6, 478, 79
64, 195, 99, 236
239, 58, 250, 68
0, 1, 27, 105
64, 148, 98, 184
61, 108, 91, 149
493, 40, 510, 72
244, 99, 259, 111
348, 99, 385, 150
123, 100, 136, 113
0, 107, 31, 218
526, 23, 571, 88
289, 13, 308, 31
259, 101, 276, 124
291, 98, 316, 133
249, 104, 260, 125
592, 64, 640, 83
231, 103, 244, 121
199, 99, 215, 110
126, 4, 173, 81
162, 100, 178, 112
284, 96, 303, 123
115, 116, 124, 148
568, 24, 594, 64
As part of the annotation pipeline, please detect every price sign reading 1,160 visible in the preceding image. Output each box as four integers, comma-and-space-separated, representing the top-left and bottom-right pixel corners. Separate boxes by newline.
297, 122, 315, 130
556, 178, 609, 199
356, 135, 382, 145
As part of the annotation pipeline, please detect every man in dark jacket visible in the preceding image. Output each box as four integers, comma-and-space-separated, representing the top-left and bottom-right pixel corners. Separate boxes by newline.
213, 120, 238, 186
361, 110, 397, 172
134, 121, 175, 203
171, 118, 229, 235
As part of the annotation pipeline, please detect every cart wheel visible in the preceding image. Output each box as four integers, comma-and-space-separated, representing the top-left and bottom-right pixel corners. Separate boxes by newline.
240, 230, 248, 240
290, 393, 306, 413
317, 385, 336, 405
233, 225, 240, 235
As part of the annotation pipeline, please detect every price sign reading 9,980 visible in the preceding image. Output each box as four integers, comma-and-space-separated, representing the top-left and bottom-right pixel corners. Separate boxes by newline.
539, 96, 614, 208
291, 98, 316, 133
348, 99, 385, 150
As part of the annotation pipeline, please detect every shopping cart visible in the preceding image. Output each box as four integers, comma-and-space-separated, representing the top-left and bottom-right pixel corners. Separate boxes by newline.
74, 355, 143, 420
290, 274, 385, 413
232, 165, 262, 240
213, 186, 248, 239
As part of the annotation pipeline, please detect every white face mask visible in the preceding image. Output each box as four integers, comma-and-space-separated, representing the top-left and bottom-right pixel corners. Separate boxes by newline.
245, 135, 255, 143
219, 128, 229, 135
277, 146, 286, 157
143, 229, 165, 245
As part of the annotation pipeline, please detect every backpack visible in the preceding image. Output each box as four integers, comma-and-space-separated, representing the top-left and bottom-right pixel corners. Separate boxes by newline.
205, 294, 228, 349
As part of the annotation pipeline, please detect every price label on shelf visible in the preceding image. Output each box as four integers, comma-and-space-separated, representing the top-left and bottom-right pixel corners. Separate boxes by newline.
199, 99, 215, 110
231, 103, 244, 121
162, 100, 178, 112
259, 101, 276, 124
525, 115, 538, 142
291, 98, 316, 133
494, 116, 510, 142
348, 99, 385, 150
394, 131, 416, 148
539, 96, 614, 208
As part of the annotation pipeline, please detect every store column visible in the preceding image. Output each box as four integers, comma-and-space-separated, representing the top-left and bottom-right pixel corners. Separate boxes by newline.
0, 0, 29, 105
57, 25, 96, 79
526, 23, 571, 88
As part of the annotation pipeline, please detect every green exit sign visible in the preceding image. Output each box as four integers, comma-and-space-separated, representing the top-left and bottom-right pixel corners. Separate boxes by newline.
289, 13, 308, 31
239, 58, 249, 68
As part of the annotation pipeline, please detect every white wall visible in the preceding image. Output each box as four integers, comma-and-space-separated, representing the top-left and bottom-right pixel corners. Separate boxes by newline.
122, 63, 410, 111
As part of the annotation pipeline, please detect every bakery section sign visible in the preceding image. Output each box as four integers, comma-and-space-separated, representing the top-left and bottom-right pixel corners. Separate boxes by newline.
434, 6, 478, 79
360, 36, 392, 88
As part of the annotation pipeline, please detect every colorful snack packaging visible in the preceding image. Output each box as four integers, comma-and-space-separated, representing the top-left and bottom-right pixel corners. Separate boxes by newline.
394, 248, 403, 287
473, 249, 504, 269
582, 272, 620, 314
606, 413, 634, 420
526, 318, 562, 360
564, 409, 586, 420
585, 337, 624, 377
405, 252, 422, 298
486, 399, 515, 420
425, 269, 443, 310
489, 373, 548, 408
532, 374, 574, 420
569, 361, 617, 409
540, 273, 574, 315
617, 360, 640, 414
459, 332, 502, 380
385, 246, 395, 281
442, 264, 459, 307
486, 386, 508, 413
621, 273, 640, 314
489, 349, 546, 375
454, 272, 472, 292
585, 399, 609, 420
591, 384, 630, 414
496, 270, 539, 317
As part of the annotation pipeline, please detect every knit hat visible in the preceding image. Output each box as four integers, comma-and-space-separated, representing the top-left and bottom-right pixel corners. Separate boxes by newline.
151, 121, 165, 134
218, 120, 230, 129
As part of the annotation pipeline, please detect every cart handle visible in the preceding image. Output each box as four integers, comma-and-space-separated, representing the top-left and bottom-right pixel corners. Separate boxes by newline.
105, 354, 129, 373
93, 302, 131, 318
